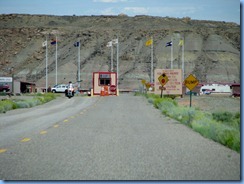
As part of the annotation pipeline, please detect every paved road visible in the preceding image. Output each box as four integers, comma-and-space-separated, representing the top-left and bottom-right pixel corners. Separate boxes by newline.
0, 94, 240, 180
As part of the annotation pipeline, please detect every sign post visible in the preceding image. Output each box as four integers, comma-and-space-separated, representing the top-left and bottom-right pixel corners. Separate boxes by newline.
184, 74, 199, 107
158, 73, 169, 98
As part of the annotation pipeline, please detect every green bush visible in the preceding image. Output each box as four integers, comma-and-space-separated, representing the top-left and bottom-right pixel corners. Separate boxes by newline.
0, 100, 17, 112
0, 93, 56, 113
212, 111, 233, 122
144, 93, 240, 152
16, 101, 30, 108
212, 111, 240, 130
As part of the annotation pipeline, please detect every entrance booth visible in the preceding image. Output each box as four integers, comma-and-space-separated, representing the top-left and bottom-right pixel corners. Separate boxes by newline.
93, 72, 117, 96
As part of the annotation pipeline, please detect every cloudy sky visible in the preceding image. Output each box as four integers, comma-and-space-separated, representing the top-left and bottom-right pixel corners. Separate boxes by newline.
0, 0, 241, 24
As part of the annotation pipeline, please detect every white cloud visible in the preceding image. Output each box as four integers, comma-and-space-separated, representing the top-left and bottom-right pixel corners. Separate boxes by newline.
123, 7, 148, 15
101, 7, 117, 15
93, 0, 128, 3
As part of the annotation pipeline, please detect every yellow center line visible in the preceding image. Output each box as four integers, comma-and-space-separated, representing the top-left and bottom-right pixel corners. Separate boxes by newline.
53, 124, 59, 128
40, 130, 47, 135
0, 149, 7, 153
63, 119, 69, 123
21, 138, 31, 142
70, 116, 75, 119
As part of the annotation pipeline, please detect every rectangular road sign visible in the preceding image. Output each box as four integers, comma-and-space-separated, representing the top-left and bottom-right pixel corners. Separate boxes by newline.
154, 69, 182, 95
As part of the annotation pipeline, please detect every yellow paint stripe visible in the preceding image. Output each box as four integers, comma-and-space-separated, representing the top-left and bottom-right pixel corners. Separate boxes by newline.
0, 149, 7, 153
70, 116, 75, 119
63, 119, 69, 123
53, 124, 59, 128
21, 138, 31, 142
40, 131, 47, 135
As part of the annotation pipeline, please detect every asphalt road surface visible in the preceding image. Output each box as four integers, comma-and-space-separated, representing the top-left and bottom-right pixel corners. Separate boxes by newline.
0, 94, 240, 180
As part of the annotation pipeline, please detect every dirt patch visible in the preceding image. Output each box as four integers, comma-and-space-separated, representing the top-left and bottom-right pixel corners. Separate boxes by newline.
176, 94, 240, 113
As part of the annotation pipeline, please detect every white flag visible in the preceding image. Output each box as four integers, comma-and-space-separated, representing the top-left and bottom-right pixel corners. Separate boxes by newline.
112, 39, 118, 44
106, 41, 112, 47
42, 41, 47, 47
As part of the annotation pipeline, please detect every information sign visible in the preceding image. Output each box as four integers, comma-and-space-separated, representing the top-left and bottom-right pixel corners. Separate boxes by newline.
154, 69, 182, 95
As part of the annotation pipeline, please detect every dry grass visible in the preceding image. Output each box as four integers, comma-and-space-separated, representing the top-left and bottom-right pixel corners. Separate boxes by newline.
176, 94, 240, 114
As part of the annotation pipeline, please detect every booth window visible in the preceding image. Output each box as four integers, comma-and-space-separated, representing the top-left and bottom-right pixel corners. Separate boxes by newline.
99, 74, 111, 86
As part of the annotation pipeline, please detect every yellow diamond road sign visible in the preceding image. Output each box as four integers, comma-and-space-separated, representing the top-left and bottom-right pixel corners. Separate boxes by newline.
158, 73, 169, 87
184, 74, 199, 91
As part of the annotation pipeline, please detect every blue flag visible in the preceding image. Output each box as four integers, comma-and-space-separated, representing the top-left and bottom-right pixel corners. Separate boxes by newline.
74, 42, 80, 47
51, 40, 57, 45
165, 41, 172, 47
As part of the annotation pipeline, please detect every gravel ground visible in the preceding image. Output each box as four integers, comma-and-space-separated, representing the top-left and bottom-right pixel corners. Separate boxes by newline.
0, 94, 240, 180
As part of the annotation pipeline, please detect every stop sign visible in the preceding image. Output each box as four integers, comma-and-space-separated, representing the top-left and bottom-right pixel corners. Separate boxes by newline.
110, 85, 116, 92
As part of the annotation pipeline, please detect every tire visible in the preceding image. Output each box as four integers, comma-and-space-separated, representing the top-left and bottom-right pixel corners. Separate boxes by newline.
52, 90, 56, 93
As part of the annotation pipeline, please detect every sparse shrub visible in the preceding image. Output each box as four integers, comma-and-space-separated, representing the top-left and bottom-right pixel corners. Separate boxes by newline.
212, 111, 240, 130
0, 100, 17, 112
144, 93, 240, 152
0, 106, 4, 113
0, 93, 56, 113
16, 101, 30, 108
212, 111, 233, 122
147, 98, 154, 104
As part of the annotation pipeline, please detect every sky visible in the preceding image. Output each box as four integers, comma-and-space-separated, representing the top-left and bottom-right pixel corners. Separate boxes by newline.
0, 0, 241, 24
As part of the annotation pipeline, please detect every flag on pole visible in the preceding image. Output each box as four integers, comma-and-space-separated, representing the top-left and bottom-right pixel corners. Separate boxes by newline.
145, 39, 153, 46
51, 39, 57, 45
74, 42, 80, 47
42, 41, 47, 47
165, 41, 172, 47
178, 39, 184, 46
106, 41, 112, 47
112, 39, 118, 44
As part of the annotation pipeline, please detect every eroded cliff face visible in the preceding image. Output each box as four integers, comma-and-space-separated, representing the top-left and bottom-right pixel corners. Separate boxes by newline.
0, 14, 240, 89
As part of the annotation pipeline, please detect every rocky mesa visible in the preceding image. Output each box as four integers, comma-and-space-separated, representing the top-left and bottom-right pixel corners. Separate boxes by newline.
0, 14, 240, 90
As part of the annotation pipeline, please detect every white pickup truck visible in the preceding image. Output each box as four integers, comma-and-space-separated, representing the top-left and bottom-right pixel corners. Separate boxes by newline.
51, 84, 68, 93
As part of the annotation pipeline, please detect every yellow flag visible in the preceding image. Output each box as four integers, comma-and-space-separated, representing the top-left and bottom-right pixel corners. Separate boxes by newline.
145, 39, 153, 46
178, 39, 184, 46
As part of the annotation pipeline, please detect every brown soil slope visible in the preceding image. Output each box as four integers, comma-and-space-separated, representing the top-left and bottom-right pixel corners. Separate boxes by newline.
0, 14, 240, 89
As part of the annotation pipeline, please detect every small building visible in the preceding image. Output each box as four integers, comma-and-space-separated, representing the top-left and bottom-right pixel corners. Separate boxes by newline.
0, 77, 36, 94
92, 72, 117, 96
230, 83, 240, 97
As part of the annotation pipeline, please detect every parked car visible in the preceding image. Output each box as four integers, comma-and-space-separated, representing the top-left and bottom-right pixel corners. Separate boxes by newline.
51, 84, 68, 93
203, 89, 212, 95
0, 84, 10, 92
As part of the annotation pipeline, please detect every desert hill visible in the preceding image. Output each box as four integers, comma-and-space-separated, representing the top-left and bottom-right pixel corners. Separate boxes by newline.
0, 14, 240, 90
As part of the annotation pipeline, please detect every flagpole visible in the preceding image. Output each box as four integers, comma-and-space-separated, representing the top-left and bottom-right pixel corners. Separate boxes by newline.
182, 38, 184, 80
116, 36, 119, 88
45, 36, 48, 93
171, 37, 173, 69
111, 44, 113, 71
78, 41, 81, 88
55, 35, 58, 85
151, 36, 153, 83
